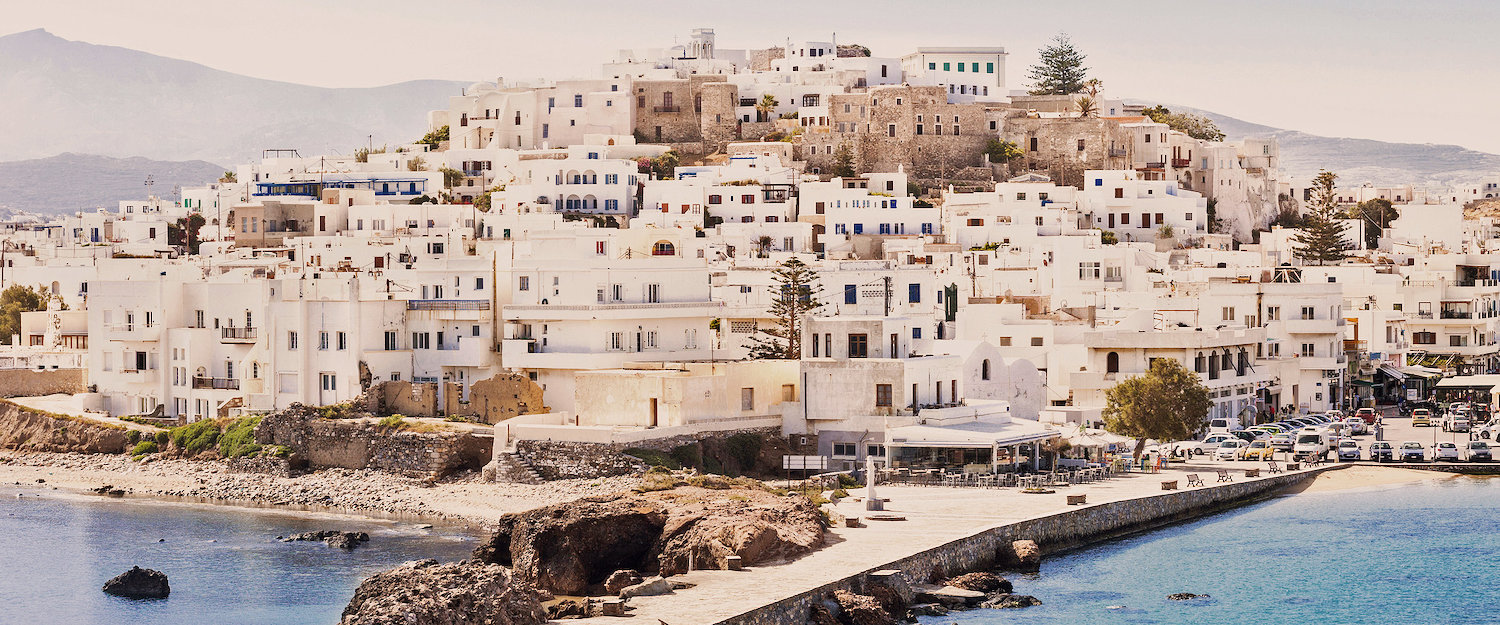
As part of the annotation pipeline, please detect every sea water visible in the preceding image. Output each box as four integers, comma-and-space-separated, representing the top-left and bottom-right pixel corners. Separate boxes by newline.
932, 477, 1500, 625
0, 485, 482, 625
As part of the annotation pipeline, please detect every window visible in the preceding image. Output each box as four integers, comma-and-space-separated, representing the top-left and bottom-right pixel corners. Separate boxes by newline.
999, 337, 1012, 346
652, 241, 676, 256
1301, 306, 1315, 320
1115, 188, 1125, 199
848, 334, 869, 358
741, 388, 755, 411
1301, 343, 1315, 357
318, 331, 330, 350
646, 283, 660, 303
336, 331, 347, 350
518, 276, 530, 291
986, 62, 994, 73
845, 284, 857, 304
1267, 306, 1280, 321
875, 384, 892, 407
384, 331, 398, 351
1079, 262, 1101, 280
287, 331, 298, 350
708, 194, 722, 205
730, 321, 757, 334
833, 442, 857, 457
867, 445, 886, 457
981, 359, 991, 380
1222, 307, 1236, 321
1451, 335, 1469, 347
1106, 352, 1120, 373
908, 283, 921, 303
1031, 337, 1044, 346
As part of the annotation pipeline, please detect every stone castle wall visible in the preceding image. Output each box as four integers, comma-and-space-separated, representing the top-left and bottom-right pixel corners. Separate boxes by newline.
256, 406, 491, 479
515, 426, 783, 480
0, 368, 86, 398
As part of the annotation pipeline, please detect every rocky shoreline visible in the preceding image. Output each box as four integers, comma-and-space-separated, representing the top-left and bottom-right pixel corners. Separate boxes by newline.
0, 450, 637, 525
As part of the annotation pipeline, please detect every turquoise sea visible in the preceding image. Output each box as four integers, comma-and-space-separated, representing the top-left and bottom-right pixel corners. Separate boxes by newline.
930, 477, 1500, 625
0, 485, 481, 625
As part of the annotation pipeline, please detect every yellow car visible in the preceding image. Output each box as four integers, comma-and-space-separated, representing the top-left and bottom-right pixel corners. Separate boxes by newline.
1412, 409, 1432, 427
1237, 439, 1276, 461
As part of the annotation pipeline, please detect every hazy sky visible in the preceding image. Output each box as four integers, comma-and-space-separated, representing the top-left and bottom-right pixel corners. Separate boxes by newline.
6, 0, 1500, 153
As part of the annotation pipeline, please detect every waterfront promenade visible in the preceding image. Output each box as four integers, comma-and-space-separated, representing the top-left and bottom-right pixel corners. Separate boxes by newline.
574, 461, 1406, 624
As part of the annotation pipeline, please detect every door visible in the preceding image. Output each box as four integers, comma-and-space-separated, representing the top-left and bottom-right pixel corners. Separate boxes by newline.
649, 398, 659, 427
319, 373, 337, 405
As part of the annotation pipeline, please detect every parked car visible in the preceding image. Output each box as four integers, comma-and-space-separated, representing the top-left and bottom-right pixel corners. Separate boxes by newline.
1228, 429, 1267, 442
1215, 439, 1248, 460
1355, 407, 1378, 424
1325, 410, 1345, 421
1238, 439, 1276, 461
1370, 441, 1394, 462
1336, 439, 1362, 461
1270, 433, 1295, 452
1442, 414, 1471, 433
1465, 441, 1492, 462
1176, 432, 1241, 456
1326, 421, 1352, 437
1411, 409, 1433, 427
1293, 432, 1331, 462
1432, 441, 1461, 462
1399, 441, 1426, 462
1476, 419, 1500, 440
1343, 418, 1369, 435
1402, 401, 1437, 417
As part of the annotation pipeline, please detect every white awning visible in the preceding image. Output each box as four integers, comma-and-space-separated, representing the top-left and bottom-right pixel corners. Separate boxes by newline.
886, 417, 1057, 449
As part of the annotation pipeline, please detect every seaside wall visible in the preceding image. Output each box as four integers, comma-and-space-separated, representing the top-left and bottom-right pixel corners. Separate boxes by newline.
0, 399, 128, 454
514, 426, 786, 480
365, 374, 543, 425
256, 407, 491, 479
0, 368, 86, 398
716, 467, 1332, 625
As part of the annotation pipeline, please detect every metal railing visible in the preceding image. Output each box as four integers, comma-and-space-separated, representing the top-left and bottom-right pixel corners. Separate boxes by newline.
192, 376, 240, 390
221, 327, 257, 340
407, 299, 490, 311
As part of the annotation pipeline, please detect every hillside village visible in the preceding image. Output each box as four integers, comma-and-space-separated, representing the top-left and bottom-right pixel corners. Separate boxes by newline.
5, 28, 1500, 473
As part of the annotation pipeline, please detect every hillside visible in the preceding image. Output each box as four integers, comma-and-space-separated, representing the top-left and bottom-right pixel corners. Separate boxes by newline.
1167, 105, 1500, 186
0, 29, 463, 165
0, 153, 226, 214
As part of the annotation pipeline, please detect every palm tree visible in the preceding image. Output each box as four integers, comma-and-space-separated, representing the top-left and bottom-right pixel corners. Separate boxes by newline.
755, 94, 779, 122
1075, 95, 1098, 118
753, 235, 774, 258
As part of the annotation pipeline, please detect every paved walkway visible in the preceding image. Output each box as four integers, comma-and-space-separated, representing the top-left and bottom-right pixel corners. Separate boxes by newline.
575, 460, 1317, 624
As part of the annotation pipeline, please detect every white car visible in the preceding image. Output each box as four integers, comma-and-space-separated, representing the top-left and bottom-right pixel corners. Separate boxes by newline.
1442, 414, 1471, 433
1342, 418, 1368, 435
1293, 432, 1331, 461
1476, 419, 1500, 440
1432, 441, 1461, 462
1214, 439, 1247, 460
1176, 432, 1241, 456
1335, 439, 1362, 461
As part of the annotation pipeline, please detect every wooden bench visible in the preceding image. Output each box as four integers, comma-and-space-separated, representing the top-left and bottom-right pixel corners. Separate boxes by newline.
1185, 474, 1204, 487
1244, 468, 1260, 478
1266, 461, 1281, 474
1066, 494, 1087, 505
1161, 480, 1178, 490
1216, 469, 1232, 483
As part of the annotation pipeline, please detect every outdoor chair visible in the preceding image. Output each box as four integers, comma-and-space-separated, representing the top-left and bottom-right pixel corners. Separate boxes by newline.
1266, 460, 1281, 474
1185, 473, 1204, 487
1216, 469, 1232, 483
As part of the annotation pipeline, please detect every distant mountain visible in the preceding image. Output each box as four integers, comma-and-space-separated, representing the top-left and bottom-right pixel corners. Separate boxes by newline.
0, 29, 464, 165
0, 153, 226, 214
1164, 105, 1500, 187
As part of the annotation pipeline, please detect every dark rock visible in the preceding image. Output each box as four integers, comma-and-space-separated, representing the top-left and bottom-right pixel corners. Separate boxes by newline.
865, 569, 913, 615
1167, 592, 1210, 601
915, 585, 985, 608
832, 590, 896, 625
906, 603, 949, 617
981, 593, 1042, 609
944, 571, 1011, 594
290, 530, 370, 550
102, 566, 170, 599
547, 598, 587, 619
602, 569, 642, 595
807, 603, 841, 625
340, 559, 547, 625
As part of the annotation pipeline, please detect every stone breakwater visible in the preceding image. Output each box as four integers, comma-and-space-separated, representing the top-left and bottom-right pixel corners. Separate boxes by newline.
717, 467, 1335, 625
0, 451, 637, 524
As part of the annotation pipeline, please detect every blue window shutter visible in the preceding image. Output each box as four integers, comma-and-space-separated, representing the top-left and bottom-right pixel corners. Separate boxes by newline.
909, 284, 920, 303
845, 285, 857, 304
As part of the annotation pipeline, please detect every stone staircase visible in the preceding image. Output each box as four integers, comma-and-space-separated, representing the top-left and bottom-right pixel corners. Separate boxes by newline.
487, 449, 544, 484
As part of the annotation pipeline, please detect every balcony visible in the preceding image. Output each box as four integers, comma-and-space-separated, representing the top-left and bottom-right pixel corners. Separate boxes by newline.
1440, 310, 1473, 320
407, 299, 491, 312
221, 327, 258, 343
1108, 148, 1128, 158
653, 105, 682, 113
192, 376, 240, 390
1139, 161, 1165, 169
1171, 158, 1191, 168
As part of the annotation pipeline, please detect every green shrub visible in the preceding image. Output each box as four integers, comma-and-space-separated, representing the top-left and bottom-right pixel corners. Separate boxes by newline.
726, 433, 762, 469
154, 431, 169, 446
624, 447, 680, 469
130, 441, 158, 456
837, 473, 860, 489
169, 420, 221, 455
669, 444, 701, 469
832, 488, 849, 499
125, 430, 141, 445
218, 416, 262, 458
264, 445, 291, 458
378, 415, 406, 429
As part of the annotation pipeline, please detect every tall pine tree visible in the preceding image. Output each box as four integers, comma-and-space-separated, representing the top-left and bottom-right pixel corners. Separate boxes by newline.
746, 259, 824, 359
1027, 33, 1089, 95
1292, 170, 1349, 265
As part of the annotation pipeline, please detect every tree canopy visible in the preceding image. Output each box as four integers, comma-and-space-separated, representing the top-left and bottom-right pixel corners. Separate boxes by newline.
1026, 33, 1090, 95
1348, 198, 1398, 249
1140, 106, 1226, 142
0, 285, 57, 345
1292, 170, 1350, 265
984, 139, 1023, 164
746, 259, 824, 359
831, 143, 856, 178
1102, 358, 1213, 457
416, 125, 449, 150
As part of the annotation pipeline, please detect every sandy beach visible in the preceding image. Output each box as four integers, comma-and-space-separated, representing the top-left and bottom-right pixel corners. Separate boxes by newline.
1286, 464, 1454, 493
0, 451, 637, 526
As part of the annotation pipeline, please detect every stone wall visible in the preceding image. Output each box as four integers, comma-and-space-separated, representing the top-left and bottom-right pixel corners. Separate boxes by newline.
1000, 116, 1136, 188
365, 374, 544, 425
255, 406, 491, 479
715, 467, 1333, 625
634, 76, 732, 144
0, 399, 128, 454
796, 85, 990, 177
514, 426, 784, 480
0, 368, 86, 398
